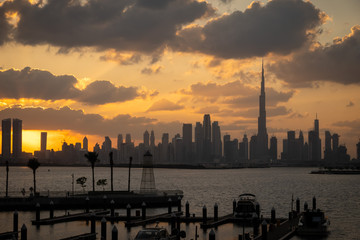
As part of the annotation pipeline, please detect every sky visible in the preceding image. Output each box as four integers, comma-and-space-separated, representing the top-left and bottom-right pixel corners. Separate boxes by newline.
0, 0, 359, 159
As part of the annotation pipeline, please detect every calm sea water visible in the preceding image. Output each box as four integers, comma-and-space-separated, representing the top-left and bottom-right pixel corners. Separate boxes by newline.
0, 166, 359, 240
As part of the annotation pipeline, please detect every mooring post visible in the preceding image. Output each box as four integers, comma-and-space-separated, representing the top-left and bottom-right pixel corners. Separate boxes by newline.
171, 213, 176, 231
202, 205, 207, 224
233, 199, 237, 213
214, 203, 218, 221
304, 202, 308, 211
126, 204, 131, 222
176, 214, 181, 230
112, 225, 118, 240
256, 202, 260, 217
271, 207, 276, 224
168, 198, 172, 214
142, 202, 146, 220
103, 195, 107, 210
91, 212, 96, 234
35, 203, 40, 222
13, 210, 18, 238
296, 198, 300, 213
101, 217, 106, 240
185, 201, 190, 218
178, 196, 182, 212
110, 200, 115, 217
21, 224, 27, 240
209, 229, 215, 240
253, 214, 259, 236
85, 197, 90, 213
49, 201, 54, 219
261, 220, 268, 240
312, 196, 316, 210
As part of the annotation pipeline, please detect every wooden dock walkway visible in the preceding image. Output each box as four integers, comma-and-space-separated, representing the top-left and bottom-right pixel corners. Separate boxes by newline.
125, 211, 182, 227
32, 210, 109, 225
59, 233, 97, 240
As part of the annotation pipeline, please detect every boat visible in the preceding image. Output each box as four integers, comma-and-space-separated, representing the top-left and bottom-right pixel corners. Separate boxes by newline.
235, 193, 259, 218
297, 209, 330, 237
134, 226, 186, 240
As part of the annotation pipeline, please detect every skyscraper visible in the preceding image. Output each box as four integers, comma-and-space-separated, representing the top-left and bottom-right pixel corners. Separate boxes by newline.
83, 136, 88, 151
117, 134, 123, 150
144, 130, 149, 148
1, 118, 11, 160
212, 121, 222, 160
203, 114, 211, 162
269, 136, 277, 161
12, 118, 22, 159
182, 124, 192, 163
41, 132, 47, 152
195, 122, 204, 163
161, 133, 169, 163
357, 139, 360, 160
256, 61, 269, 162
309, 117, 321, 161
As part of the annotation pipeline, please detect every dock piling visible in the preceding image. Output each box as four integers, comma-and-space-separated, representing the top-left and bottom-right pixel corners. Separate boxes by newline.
85, 197, 90, 213
103, 195, 107, 210
142, 202, 146, 220
35, 203, 40, 222
271, 207, 276, 224
178, 196, 182, 212
91, 212, 96, 234
312, 196, 316, 210
304, 202, 308, 211
112, 225, 118, 240
21, 224, 27, 240
49, 201, 54, 219
202, 205, 207, 224
256, 203, 260, 217
101, 217, 106, 240
261, 220, 267, 240
209, 229, 215, 240
214, 203, 218, 221
168, 198, 172, 213
110, 200, 115, 217
253, 214, 259, 236
126, 204, 131, 222
185, 201, 190, 218
13, 210, 18, 238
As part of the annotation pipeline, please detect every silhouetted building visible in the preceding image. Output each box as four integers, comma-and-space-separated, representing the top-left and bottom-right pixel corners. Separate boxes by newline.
357, 139, 360, 160
144, 130, 149, 149
212, 121, 222, 161
125, 134, 131, 144
255, 61, 269, 163
249, 135, 257, 161
308, 117, 321, 162
2, 118, 11, 160
203, 114, 211, 162
12, 118, 22, 159
160, 133, 169, 163
239, 134, 248, 163
269, 136, 277, 161
83, 136, 88, 151
41, 132, 47, 152
117, 134, 123, 150
183, 124, 192, 164
195, 122, 203, 163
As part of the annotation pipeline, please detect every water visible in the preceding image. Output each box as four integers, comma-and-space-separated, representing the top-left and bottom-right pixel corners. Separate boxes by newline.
0, 166, 359, 239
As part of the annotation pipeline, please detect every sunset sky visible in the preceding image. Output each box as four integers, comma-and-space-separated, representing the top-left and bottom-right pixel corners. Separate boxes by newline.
0, 0, 359, 158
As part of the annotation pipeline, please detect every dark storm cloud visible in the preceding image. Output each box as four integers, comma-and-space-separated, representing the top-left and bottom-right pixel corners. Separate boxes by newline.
0, 7, 11, 45
270, 25, 360, 87
0, 0, 214, 54
0, 106, 182, 138
173, 0, 326, 59
0, 67, 144, 104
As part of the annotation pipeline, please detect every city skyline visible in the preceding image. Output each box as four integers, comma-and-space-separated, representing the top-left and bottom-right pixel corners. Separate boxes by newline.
0, 0, 359, 158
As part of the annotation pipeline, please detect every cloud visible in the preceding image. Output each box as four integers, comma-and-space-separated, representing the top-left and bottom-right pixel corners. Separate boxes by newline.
0, 0, 214, 55
0, 106, 182, 138
0, 67, 144, 105
172, 0, 326, 59
146, 98, 184, 112
100, 52, 142, 65
219, 106, 291, 118
333, 119, 360, 130
181, 80, 294, 107
346, 101, 354, 107
270, 25, 360, 87
141, 66, 162, 75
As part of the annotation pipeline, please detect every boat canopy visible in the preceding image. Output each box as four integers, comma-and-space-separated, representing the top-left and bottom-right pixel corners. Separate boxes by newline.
239, 193, 256, 198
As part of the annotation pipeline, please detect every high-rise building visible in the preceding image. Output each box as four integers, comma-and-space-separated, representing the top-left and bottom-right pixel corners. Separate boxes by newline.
12, 118, 22, 159
256, 61, 269, 163
150, 130, 155, 148
125, 134, 131, 144
1, 118, 11, 160
212, 121, 222, 159
161, 133, 169, 163
203, 114, 211, 162
83, 136, 88, 151
195, 122, 204, 163
357, 139, 360, 160
41, 132, 47, 152
103, 136, 112, 153
239, 134, 248, 162
269, 136, 277, 161
144, 130, 149, 148
308, 117, 321, 161
182, 124, 192, 163
117, 134, 123, 150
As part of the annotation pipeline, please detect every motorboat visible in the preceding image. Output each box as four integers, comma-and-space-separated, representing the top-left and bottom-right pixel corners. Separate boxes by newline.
134, 227, 186, 240
297, 209, 330, 237
235, 193, 259, 218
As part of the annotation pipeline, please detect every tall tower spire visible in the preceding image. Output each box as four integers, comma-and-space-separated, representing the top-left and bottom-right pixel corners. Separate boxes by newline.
257, 59, 269, 163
